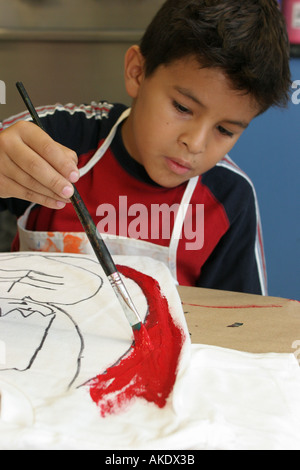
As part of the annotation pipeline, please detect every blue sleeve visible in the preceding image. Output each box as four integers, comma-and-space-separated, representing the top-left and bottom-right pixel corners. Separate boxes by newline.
0, 198, 30, 216
197, 163, 267, 295
197, 191, 265, 294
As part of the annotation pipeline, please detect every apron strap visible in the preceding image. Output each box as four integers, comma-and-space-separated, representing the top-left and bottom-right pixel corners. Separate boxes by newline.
168, 176, 199, 281
79, 108, 131, 178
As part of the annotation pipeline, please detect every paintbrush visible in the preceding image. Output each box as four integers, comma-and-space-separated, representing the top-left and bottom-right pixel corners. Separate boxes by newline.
16, 81, 143, 332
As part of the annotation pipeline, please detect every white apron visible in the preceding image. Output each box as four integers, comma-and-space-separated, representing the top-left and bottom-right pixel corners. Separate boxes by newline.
17, 109, 199, 283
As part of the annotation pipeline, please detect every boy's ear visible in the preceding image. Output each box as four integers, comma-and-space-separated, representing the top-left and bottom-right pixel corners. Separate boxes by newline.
124, 45, 145, 99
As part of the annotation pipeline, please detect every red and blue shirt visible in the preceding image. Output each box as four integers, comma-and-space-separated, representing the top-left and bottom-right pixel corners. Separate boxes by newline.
0, 101, 267, 294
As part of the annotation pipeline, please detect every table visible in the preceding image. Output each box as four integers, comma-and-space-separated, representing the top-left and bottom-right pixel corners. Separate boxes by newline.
178, 286, 300, 356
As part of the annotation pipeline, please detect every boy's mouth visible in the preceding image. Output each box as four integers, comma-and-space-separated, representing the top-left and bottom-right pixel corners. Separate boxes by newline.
164, 157, 192, 176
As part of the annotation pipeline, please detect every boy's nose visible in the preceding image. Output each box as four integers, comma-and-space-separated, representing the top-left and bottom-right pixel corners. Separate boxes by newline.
178, 124, 208, 155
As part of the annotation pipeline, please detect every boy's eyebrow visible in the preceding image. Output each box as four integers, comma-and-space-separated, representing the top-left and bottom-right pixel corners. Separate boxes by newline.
174, 86, 250, 129
223, 118, 249, 130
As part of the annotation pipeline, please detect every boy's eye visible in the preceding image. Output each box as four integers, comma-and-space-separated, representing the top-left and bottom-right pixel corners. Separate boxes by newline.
217, 125, 234, 138
173, 101, 190, 114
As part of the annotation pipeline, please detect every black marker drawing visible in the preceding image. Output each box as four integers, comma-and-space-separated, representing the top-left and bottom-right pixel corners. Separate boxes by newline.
0, 254, 105, 389
0, 253, 147, 401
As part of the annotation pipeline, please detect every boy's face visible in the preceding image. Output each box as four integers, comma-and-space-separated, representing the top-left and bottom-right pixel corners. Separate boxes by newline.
122, 47, 260, 188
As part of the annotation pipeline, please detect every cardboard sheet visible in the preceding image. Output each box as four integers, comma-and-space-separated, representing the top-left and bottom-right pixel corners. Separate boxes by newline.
179, 286, 300, 355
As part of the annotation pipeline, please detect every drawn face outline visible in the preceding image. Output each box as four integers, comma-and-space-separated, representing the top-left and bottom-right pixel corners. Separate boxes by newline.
0, 254, 105, 388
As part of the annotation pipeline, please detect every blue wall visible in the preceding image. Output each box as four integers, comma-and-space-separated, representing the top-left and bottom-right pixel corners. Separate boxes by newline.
230, 59, 300, 301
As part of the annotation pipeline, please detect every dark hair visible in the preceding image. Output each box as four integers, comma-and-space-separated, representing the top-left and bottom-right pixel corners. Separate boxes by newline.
140, 0, 291, 113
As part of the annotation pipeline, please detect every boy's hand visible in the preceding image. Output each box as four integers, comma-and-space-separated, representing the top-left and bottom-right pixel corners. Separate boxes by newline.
0, 120, 80, 209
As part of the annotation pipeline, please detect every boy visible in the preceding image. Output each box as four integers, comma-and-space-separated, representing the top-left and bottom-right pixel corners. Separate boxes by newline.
0, 0, 291, 294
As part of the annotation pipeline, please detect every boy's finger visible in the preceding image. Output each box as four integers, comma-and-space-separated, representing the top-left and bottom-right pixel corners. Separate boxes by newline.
7, 120, 80, 184
1, 176, 68, 210
1, 155, 73, 204
11, 134, 78, 200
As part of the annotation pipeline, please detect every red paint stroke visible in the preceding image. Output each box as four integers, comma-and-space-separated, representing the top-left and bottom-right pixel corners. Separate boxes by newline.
88, 265, 185, 417
182, 302, 283, 309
